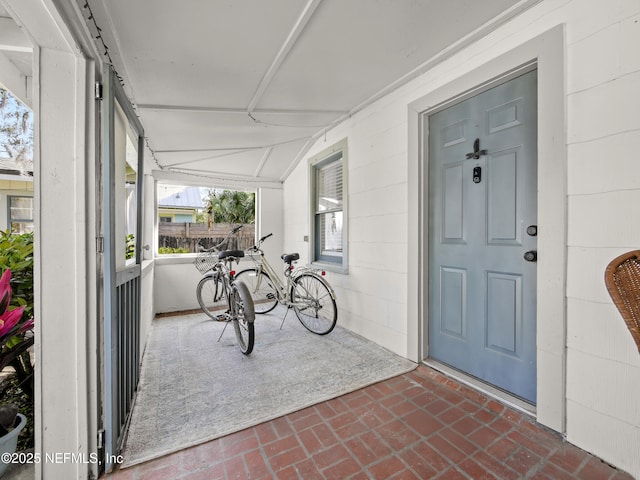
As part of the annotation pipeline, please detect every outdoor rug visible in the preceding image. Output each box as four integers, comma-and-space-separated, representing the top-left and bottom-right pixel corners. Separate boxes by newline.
121, 305, 417, 467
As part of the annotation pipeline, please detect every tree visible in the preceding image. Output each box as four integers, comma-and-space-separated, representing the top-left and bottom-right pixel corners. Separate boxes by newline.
0, 86, 33, 174
204, 190, 255, 224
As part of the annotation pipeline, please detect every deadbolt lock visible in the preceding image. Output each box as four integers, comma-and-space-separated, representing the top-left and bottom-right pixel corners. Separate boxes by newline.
524, 250, 537, 262
526, 225, 538, 236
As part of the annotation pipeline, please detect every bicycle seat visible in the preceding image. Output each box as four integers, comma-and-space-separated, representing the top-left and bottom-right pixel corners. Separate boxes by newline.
281, 253, 300, 263
219, 250, 245, 260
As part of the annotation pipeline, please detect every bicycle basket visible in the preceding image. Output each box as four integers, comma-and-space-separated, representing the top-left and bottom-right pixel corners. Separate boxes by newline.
194, 251, 218, 274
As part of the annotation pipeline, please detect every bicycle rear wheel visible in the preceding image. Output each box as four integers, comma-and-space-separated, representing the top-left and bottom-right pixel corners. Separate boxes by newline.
231, 281, 256, 354
196, 273, 227, 320
235, 268, 279, 314
291, 273, 337, 335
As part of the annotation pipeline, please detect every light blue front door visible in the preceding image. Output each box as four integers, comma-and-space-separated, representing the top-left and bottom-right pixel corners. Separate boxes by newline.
428, 70, 538, 403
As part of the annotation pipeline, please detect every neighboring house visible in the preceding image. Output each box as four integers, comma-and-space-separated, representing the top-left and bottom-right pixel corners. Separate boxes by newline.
0, 158, 33, 233
0, 1, 639, 479
157, 185, 204, 223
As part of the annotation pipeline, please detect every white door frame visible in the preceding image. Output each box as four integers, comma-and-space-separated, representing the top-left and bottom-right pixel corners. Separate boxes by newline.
408, 25, 566, 433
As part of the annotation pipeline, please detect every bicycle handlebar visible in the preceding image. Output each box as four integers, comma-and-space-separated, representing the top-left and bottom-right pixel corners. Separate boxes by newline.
246, 232, 273, 253
259, 233, 273, 243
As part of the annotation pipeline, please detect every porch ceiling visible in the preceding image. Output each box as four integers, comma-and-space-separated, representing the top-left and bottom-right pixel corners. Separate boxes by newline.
5, 1, 539, 186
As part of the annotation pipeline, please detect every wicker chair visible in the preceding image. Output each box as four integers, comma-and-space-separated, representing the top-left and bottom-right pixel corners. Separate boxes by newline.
604, 250, 640, 353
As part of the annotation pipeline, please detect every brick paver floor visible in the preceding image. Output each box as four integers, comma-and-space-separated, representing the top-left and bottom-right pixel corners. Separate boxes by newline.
104, 365, 633, 479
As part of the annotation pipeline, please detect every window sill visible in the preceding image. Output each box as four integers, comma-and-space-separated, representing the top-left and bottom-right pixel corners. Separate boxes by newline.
310, 261, 348, 275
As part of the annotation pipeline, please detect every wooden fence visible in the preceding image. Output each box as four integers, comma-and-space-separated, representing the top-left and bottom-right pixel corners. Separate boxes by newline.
158, 222, 255, 253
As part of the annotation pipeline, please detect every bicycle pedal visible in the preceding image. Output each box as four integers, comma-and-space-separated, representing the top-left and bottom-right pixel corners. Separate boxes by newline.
214, 315, 230, 322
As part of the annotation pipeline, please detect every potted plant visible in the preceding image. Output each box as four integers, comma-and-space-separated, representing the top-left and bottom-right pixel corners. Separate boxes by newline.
0, 269, 33, 476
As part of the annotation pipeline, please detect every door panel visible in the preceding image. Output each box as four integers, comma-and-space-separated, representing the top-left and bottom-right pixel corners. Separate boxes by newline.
487, 150, 519, 243
428, 70, 537, 403
440, 267, 467, 338
443, 164, 465, 241
486, 272, 521, 355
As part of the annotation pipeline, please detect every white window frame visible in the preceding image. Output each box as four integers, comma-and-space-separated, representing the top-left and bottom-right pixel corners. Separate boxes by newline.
309, 138, 348, 274
7, 194, 34, 233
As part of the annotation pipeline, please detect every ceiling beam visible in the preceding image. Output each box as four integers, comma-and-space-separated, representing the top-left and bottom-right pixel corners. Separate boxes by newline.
246, 0, 323, 113
0, 17, 32, 52
154, 168, 283, 190
155, 134, 312, 156
162, 149, 260, 168
0, 52, 31, 107
254, 147, 273, 178
136, 104, 345, 116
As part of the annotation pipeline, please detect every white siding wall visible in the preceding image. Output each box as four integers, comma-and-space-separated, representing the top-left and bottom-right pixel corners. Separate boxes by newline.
283, 0, 640, 476
564, 1, 640, 474
154, 255, 256, 313
284, 103, 410, 355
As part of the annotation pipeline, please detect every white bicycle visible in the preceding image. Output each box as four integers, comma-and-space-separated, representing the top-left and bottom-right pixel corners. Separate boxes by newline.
235, 233, 337, 335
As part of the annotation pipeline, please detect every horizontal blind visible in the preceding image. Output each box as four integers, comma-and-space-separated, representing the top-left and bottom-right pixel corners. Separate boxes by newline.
316, 157, 343, 213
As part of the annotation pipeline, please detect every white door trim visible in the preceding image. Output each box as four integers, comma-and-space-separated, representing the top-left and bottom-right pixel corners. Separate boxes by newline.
407, 25, 567, 433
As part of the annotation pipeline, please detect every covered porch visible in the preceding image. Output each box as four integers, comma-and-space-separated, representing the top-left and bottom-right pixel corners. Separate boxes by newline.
0, 0, 639, 478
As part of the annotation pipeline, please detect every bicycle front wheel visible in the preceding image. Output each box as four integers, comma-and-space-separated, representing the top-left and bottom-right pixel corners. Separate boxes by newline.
231, 280, 256, 354
235, 268, 279, 314
196, 273, 227, 320
291, 273, 337, 335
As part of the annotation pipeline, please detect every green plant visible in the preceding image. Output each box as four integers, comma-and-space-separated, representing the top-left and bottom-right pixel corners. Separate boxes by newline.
126, 233, 135, 260
0, 268, 34, 450
158, 246, 190, 254
0, 269, 33, 372
0, 231, 33, 320
204, 190, 255, 224
0, 232, 34, 449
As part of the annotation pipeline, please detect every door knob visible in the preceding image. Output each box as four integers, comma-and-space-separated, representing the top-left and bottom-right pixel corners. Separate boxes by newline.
524, 250, 537, 262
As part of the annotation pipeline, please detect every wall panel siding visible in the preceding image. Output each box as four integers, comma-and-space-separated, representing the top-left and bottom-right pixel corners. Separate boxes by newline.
282, 1, 640, 476
564, 2, 640, 462
566, 400, 640, 478
567, 12, 640, 94
567, 298, 640, 366
568, 191, 640, 248
567, 131, 640, 195
567, 350, 640, 425
568, 72, 640, 144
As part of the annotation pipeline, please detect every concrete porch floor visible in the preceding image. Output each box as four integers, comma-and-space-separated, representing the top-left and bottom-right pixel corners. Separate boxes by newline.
104, 365, 632, 479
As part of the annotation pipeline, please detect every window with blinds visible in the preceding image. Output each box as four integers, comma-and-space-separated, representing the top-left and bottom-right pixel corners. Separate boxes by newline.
310, 140, 347, 271
315, 156, 343, 259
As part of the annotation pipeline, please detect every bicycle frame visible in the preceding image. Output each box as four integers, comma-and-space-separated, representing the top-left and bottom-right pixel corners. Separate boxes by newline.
206, 261, 234, 314
239, 234, 337, 335
245, 244, 334, 310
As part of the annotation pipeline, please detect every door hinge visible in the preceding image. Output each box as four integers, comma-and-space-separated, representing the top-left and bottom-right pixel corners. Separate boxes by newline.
97, 429, 105, 466
95, 82, 103, 100
97, 236, 104, 253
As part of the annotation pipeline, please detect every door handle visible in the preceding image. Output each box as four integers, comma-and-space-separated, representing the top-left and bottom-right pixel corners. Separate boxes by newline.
524, 250, 537, 262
